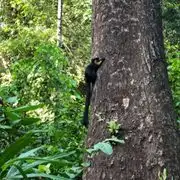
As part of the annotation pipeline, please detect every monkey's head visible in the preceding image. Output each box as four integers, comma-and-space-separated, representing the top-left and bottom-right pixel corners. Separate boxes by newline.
92, 57, 105, 65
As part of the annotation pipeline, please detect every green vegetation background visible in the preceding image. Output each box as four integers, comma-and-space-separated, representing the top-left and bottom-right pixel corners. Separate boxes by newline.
0, 0, 179, 179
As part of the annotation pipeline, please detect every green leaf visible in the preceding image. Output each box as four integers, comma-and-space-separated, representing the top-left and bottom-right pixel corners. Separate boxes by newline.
0, 133, 34, 168
7, 173, 69, 180
12, 164, 28, 180
4, 150, 75, 170
0, 125, 12, 130
7, 97, 18, 104
104, 137, 125, 144
82, 162, 91, 167
5, 111, 20, 121
21, 117, 40, 125
38, 164, 51, 174
94, 142, 113, 155
6, 147, 45, 178
86, 148, 96, 154
18, 146, 44, 158
12, 104, 43, 113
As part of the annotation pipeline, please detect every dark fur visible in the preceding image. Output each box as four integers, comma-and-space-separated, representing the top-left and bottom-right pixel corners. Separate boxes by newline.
82, 58, 105, 127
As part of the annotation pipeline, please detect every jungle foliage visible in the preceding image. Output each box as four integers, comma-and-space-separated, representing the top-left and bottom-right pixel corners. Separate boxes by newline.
0, 0, 179, 179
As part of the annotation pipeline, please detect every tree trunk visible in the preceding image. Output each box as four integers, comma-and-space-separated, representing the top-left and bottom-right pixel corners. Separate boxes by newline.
84, 0, 180, 179
57, 0, 63, 47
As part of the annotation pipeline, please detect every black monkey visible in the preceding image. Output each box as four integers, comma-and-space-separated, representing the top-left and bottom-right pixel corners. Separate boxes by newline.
82, 57, 105, 127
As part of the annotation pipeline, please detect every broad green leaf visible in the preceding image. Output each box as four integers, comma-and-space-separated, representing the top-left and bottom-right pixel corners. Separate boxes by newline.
4, 150, 75, 170
18, 146, 44, 158
6, 147, 45, 177
5, 111, 20, 121
7, 97, 18, 104
7, 173, 69, 180
12, 164, 28, 179
0, 133, 34, 168
0, 125, 12, 129
94, 142, 113, 155
21, 117, 40, 125
12, 104, 43, 113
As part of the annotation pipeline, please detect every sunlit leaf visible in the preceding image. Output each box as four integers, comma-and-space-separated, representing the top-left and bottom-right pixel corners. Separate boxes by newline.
6, 97, 18, 104
12, 104, 44, 112
94, 142, 113, 155
0, 125, 12, 129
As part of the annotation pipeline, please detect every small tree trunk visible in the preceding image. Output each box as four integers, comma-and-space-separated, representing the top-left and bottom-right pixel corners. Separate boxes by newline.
84, 0, 180, 179
57, 0, 63, 47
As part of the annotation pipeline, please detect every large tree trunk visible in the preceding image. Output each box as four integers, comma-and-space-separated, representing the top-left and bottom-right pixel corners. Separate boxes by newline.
84, 0, 180, 179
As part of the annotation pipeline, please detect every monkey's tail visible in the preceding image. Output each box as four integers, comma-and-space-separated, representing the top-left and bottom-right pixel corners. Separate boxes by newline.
82, 83, 91, 128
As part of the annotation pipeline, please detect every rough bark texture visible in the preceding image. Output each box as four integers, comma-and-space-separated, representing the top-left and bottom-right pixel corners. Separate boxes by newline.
83, 0, 180, 179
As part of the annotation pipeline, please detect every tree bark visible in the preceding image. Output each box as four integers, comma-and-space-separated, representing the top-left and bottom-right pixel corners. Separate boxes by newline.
57, 0, 63, 47
84, 0, 180, 179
